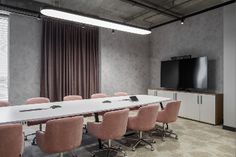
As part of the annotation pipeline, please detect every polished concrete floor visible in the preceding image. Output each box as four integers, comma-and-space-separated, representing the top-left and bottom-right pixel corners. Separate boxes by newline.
23, 113, 236, 157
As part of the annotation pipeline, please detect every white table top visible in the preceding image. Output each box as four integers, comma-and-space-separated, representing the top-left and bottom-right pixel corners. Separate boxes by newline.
0, 95, 170, 124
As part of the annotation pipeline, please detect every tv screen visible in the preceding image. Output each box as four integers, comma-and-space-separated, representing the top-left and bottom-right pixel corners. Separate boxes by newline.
161, 57, 208, 90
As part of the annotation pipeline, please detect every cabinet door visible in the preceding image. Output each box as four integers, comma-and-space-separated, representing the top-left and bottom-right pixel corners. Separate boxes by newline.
148, 89, 157, 96
177, 92, 199, 120
157, 90, 174, 107
199, 95, 215, 124
157, 90, 174, 99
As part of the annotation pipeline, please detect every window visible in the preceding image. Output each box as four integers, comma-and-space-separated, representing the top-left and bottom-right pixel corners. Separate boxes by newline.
0, 15, 9, 100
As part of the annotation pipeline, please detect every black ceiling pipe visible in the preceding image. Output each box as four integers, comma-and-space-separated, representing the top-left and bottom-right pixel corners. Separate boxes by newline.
150, 0, 236, 30
121, 0, 180, 18
0, 3, 40, 17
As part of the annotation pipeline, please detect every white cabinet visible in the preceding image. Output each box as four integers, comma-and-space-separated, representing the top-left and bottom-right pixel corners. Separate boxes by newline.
177, 92, 199, 120
199, 95, 215, 124
148, 89, 223, 125
148, 89, 157, 96
157, 90, 175, 100
156, 90, 177, 107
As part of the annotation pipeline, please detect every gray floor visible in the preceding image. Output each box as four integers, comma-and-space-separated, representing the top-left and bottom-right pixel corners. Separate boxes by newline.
23, 115, 236, 157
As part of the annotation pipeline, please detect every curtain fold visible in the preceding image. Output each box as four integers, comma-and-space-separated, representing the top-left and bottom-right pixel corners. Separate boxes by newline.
40, 18, 99, 101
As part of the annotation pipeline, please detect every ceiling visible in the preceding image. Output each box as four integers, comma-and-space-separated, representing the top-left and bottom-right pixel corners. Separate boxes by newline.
0, 0, 234, 29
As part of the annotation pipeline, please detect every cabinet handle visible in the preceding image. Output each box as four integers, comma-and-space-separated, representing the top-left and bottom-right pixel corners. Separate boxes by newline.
197, 95, 199, 104
201, 96, 202, 104
175, 93, 177, 100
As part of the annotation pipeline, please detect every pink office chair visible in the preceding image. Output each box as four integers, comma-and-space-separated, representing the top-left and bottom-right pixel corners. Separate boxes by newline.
25, 97, 50, 144
91, 93, 109, 117
127, 104, 159, 151
26, 97, 50, 104
36, 116, 84, 157
63, 95, 83, 101
91, 93, 108, 99
114, 92, 128, 96
155, 101, 181, 140
0, 124, 24, 157
87, 109, 129, 157
0, 100, 10, 107
63, 94, 91, 133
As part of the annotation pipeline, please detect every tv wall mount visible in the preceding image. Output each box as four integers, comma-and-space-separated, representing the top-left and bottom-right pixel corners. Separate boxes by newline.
171, 55, 192, 60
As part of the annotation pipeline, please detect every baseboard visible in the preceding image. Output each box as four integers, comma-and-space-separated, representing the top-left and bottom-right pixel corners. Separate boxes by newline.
223, 125, 236, 132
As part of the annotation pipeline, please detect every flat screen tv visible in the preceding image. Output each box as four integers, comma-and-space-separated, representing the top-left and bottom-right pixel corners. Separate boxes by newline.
161, 56, 208, 90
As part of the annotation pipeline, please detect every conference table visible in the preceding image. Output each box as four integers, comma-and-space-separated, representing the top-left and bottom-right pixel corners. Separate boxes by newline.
0, 95, 171, 148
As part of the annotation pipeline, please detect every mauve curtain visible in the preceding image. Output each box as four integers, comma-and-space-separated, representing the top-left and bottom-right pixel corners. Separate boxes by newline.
40, 18, 99, 101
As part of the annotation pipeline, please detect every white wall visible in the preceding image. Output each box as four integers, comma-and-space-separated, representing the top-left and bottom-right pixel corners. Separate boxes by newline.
223, 3, 236, 128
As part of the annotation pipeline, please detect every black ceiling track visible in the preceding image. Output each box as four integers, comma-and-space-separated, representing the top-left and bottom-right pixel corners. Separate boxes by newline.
121, 0, 180, 18
150, 0, 236, 30
0, 3, 40, 17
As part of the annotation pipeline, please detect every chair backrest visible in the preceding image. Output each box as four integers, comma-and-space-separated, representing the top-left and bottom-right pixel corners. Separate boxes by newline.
164, 101, 181, 122
0, 100, 10, 107
63, 95, 83, 101
135, 104, 159, 131
91, 93, 108, 99
101, 109, 129, 139
114, 92, 128, 96
26, 97, 50, 104
0, 124, 23, 157
43, 116, 84, 153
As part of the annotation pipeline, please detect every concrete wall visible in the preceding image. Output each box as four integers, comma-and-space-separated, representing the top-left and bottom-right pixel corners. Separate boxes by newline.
9, 14, 42, 105
100, 28, 150, 95
223, 3, 236, 128
150, 8, 223, 93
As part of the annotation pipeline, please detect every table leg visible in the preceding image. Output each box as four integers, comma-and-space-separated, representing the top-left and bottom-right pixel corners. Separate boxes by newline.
159, 102, 168, 129
94, 113, 102, 149
160, 102, 164, 110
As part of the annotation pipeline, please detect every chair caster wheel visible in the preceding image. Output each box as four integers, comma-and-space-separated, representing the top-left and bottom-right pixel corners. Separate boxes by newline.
151, 147, 154, 151
132, 147, 135, 151
175, 136, 178, 140
152, 140, 156, 143
91, 154, 95, 157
